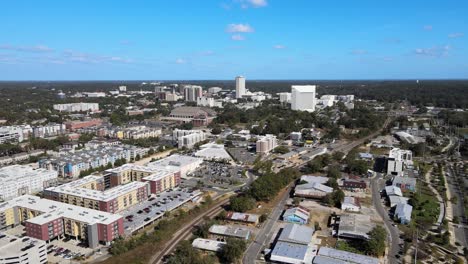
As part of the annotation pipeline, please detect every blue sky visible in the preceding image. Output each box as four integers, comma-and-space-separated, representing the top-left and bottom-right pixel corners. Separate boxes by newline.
0, 0, 467, 80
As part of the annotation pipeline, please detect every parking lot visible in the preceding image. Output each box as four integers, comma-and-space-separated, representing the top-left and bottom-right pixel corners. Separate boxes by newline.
187, 162, 248, 190
120, 188, 202, 235
227, 147, 258, 165
46, 238, 96, 263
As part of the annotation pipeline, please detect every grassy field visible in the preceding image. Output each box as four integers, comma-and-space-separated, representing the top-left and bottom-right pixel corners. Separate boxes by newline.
411, 182, 440, 229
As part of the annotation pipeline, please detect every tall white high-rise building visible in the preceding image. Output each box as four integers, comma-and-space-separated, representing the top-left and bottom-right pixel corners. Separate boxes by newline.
291, 85, 317, 112
184, 85, 203, 102
235, 76, 246, 99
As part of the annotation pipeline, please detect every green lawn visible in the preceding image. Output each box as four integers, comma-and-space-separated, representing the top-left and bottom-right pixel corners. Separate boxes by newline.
411, 182, 440, 229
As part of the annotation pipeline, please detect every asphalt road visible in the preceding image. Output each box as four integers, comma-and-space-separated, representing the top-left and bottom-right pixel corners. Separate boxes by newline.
370, 174, 401, 264
242, 184, 293, 264
447, 165, 468, 249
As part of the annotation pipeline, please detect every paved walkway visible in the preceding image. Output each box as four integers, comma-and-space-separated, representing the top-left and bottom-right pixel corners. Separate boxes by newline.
422, 167, 445, 228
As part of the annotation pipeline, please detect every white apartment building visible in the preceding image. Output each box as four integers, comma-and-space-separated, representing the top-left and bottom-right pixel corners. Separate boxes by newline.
53, 102, 100, 112
291, 85, 317, 112
278, 92, 292, 104
208, 87, 222, 94
0, 165, 58, 201
84, 92, 106, 98
184, 85, 203, 102
256, 134, 278, 154
387, 148, 413, 176
197, 97, 223, 108
235, 76, 246, 99
172, 129, 206, 149
119, 86, 127, 92
0, 233, 47, 264
32, 123, 66, 138
0, 125, 32, 144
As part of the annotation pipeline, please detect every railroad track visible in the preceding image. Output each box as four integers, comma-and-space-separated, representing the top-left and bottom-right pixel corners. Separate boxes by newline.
148, 198, 229, 264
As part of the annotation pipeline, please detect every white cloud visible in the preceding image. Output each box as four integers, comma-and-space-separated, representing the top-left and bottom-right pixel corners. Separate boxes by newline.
423, 25, 433, 31
231, 34, 245, 41
448, 32, 464, 38
0, 44, 54, 53
273, 45, 286, 49
226, 23, 254, 33
247, 0, 267, 8
175, 58, 187, 64
414, 45, 450, 57
234, 0, 267, 9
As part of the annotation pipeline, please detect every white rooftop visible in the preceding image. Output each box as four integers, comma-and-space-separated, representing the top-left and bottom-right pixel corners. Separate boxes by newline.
147, 154, 203, 170
0, 233, 46, 259
0, 164, 57, 184
192, 238, 225, 252
195, 143, 232, 160
0, 195, 122, 225
45, 176, 148, 202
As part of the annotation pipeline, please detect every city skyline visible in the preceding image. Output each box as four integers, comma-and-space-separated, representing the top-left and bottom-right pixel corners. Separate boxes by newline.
1, 0, 467, 80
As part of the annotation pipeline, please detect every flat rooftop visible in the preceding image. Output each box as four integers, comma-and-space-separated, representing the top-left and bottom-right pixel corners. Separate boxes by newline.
0, 233, 45, 259
46, 175, 148, 202
147, 154, 203, 170
318, 247, 379, 264
0, 164, 57, 183
0, 195, 121, 225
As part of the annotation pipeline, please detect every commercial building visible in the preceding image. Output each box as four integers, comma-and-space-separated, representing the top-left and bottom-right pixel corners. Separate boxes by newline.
32, 123, 66, 138
342, 179, 367, 190
0, 125, 32, 143
270, 223, 315, 264
225, 212, 259, 225
183, 85, 203, 102
65, 118, 103, 131
0, 165, 58, 201
341, 197, 361, 212
283, 207, 310, 224
0, 195, 123, 248
197, 96, 223, 108
53, 103, 99, 112
394, 203, 413, 224
146, 154, 203, 178
256, 134, 277, 153
106, 164, 181, 195
192, 238, 226, 252
235, 76, 246, 98
337, 214, 375, 240
39, 145, 148, 178
294, 182, 333, 199
389, 196, 409, 207
109, 126, 162, 140
163, 106, 217, 126
291, 85, 316, 112
315, 247, 379, 264
387, 148, 413, 176
0, 233, 47, 264
173, 129, 206, 149
208, 87, 222, 94
44, 175, 150, 213
195, 143, 232, 161
279, 92, 292, 104
385, 185, 403, 197
208, 225, 251, 240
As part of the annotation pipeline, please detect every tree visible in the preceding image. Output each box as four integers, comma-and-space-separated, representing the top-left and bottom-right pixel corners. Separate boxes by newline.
211, 126, 222, 135
230, 196, 256, 212
218, 238, 246, 263
327, 166, 341, 179
273, 146, 290, 154
333, 151, 345, 161
365, 226, 387, 257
